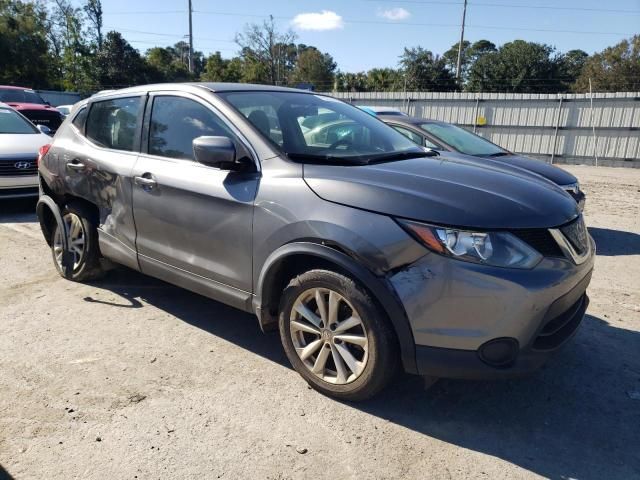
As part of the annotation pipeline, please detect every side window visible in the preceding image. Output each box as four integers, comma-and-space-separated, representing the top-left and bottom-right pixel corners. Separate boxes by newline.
72, 106, 88, 132
149, 96, 236, 160
86, 97, 141, 152
424, 138, 440, 149
391, 125, 423, 146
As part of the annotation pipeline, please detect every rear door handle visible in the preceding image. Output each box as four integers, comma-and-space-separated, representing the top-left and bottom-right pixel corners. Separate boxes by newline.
134, 175, 157, 189
66, 161, 86, 171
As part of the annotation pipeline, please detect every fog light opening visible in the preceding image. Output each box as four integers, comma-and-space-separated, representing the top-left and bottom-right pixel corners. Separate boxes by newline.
478, 338, 519, 368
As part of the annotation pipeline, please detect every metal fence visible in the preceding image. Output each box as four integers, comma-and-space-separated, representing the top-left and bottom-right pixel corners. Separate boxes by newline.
327, 91, 640, 168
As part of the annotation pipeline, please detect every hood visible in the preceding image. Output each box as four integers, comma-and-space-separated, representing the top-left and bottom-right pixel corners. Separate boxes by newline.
491, 154, 577, 186
0, 133, 50, 157
7, 102, 60, 113
303, 155, 580, 230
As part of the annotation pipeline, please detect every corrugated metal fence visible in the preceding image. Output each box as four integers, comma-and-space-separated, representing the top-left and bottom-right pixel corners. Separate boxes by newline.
327, 91, 640, 168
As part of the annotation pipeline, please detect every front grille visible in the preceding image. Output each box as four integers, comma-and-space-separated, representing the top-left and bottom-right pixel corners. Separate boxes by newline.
0, 157, 38, 176
20, 109, 63, 131
512, 229, 564, 257
560, 216, 589, 256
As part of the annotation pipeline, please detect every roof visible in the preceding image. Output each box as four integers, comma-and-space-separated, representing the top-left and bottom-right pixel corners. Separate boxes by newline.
0, 85, 30, 90
193, 82, 313, 93
359, 106, 408, 115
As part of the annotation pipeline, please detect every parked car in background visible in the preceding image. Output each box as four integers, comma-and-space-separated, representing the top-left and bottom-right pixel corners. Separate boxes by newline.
56, 104, 73, 117
379, 115, 586, 210
0, 86, 64, 133
359, 105, 408, 117
0, 102, 51, 198
37, 83, 593, 400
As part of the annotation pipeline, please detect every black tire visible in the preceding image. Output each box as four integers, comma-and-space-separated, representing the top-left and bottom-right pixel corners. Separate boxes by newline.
50, 202, 104, 282
279, 269, 399, 401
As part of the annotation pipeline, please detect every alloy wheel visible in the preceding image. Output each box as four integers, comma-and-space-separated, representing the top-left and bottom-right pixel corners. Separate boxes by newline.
289, 287, 369, 384
53, 213, 86, 271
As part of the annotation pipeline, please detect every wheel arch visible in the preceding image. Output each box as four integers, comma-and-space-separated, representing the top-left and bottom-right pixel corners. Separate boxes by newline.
254, 242, 418, 374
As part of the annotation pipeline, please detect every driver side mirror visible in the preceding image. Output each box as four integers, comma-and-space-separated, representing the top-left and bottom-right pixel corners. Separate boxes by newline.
193, 136, 252, 171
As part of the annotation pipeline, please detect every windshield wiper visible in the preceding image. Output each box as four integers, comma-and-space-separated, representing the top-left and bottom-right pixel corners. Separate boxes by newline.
365, 150, 436, 164
486, 152, 510, 158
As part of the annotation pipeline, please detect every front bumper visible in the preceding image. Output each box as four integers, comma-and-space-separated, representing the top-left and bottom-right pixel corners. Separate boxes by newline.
390, 237, 595, 379
0, 175, 39, 198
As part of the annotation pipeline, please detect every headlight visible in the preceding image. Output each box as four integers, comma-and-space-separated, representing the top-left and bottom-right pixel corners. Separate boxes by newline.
398, 219, 542, 269
562, 182, 580, 195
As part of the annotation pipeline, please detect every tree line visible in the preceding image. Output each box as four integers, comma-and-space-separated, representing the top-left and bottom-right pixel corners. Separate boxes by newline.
1, 0, 638, 94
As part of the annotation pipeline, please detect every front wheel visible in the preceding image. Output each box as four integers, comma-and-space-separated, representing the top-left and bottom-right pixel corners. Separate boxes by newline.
279, 269, 398, 401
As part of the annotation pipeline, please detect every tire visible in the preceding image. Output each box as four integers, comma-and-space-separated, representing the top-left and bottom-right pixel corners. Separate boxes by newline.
51, 202, 104, 282
279, 269, 399, 401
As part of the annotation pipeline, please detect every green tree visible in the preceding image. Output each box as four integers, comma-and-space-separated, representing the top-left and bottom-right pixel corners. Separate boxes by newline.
290, 47, 336, 90
146, 46, 191, 82
0, 0, 53, 88
559, 49, 589, 91
96, 31, 149, 88
399, 47, 457, 91
365, 68, 403, 91
574, 36, 640, 92
201, 51, 243, 82
335, 72, 369, 92
467, 40, 564, 93
443, 40, 496, 82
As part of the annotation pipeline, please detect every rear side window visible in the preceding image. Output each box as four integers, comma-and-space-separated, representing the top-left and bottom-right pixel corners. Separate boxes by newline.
72, 107, 88, 131
86, 97, 141, 152
148, 96, 236, 161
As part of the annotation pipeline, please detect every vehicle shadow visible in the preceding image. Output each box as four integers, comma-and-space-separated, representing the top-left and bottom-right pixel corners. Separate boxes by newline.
93, 268, 640, 480
0, 464, 15, 480
589, 227, 640, 256
0, 198, 37, 223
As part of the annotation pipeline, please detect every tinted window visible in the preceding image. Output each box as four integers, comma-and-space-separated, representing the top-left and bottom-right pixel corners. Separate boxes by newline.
220, 91, 421, 165
420, 123, 505, 156
86, 97, 141, 152
391, 125, 423, 146
0, 88, 46, 104
149, 96, 235, 160
0, 107, 38, 134
72, 107, 88, 131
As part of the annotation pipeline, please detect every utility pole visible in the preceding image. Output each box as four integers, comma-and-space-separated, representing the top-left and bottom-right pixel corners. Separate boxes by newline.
455, 0, 468, 82
188, 0, 194, 73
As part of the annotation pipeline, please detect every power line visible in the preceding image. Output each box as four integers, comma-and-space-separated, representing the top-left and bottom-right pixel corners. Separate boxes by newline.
364, 0, 640, 15
193, 10, 637, 36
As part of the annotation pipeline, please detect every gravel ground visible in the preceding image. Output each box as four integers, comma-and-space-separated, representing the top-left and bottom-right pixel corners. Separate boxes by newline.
1, 165, 639, 480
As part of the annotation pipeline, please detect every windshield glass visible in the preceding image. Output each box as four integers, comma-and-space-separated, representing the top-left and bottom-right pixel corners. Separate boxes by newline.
420, 122, 505, 156
0, 107, 38, 134
0, 88, 46, 104
218, 91, 424, 164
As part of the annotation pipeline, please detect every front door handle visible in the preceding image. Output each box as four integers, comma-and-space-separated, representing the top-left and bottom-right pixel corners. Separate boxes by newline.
66, 161, 86, 171
134, 175, 157, 189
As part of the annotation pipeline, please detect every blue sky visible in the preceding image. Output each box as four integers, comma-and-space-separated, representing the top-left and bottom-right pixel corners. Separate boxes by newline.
98, 0, 640, 72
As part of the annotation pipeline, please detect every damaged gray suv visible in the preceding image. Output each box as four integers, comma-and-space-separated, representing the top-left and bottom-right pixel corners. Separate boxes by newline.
37, 84, 594, 400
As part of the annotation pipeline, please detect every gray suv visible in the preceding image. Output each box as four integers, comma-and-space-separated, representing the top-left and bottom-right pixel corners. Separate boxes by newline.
36, 83, 594, 400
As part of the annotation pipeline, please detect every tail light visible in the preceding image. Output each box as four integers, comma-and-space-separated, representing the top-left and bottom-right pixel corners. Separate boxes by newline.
37, 144, 51, 166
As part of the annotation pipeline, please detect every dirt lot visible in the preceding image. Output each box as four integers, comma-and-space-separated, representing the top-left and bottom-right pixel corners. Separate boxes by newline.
1, 165, 639, 480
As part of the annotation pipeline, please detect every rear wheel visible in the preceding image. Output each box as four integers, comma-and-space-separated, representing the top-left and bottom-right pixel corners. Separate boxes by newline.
279, 269, 398, 401
51, 203, 103, 281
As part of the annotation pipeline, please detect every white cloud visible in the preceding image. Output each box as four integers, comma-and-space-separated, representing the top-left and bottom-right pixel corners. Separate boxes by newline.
291, 10, 344, 31
378, 7, 411, 21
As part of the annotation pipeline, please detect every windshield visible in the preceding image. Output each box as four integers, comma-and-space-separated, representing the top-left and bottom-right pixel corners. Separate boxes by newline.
218, 91, 424, 164
0, 107, 38, 134
420, 122, 506, 156
0, 88, 46, 105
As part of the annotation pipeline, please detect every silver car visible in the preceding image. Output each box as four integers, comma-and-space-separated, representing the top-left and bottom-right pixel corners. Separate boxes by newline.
36, 84, 594, 400
0, 103, 51, 198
